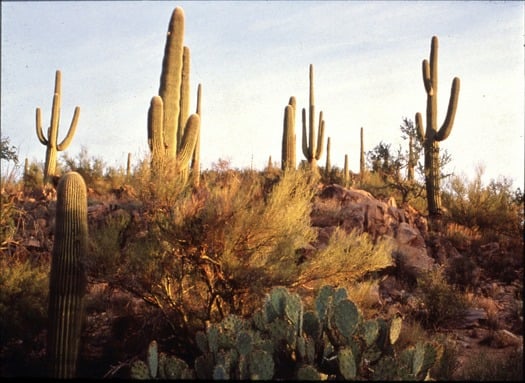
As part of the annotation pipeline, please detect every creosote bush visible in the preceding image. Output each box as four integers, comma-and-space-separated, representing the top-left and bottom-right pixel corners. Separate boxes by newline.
415, 267, 469, 329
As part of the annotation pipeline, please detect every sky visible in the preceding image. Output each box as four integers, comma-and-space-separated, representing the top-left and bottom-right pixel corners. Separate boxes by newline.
1, 1, 524, 189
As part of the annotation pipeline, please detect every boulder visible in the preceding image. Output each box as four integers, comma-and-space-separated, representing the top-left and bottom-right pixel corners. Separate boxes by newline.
312, 184, 435, 279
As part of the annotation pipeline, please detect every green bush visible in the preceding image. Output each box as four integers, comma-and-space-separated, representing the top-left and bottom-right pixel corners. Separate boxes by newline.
442, 165, 523, 238
0, 257, 49, 346
415, 267, 469, 329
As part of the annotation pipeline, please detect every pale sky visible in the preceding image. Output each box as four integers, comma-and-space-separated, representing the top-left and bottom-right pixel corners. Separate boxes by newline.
1, 1, 524, 188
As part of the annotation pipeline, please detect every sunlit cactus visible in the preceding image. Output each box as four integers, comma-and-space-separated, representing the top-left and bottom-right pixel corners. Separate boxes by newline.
282, 96, 297, 171
325, 137, 331, 175
148, 6, 201, 182
47, 172, 87, 378
415, 35, 460, 217
360, 126, 366, 182
302, 64, 325, 172
36, 70, 80, 183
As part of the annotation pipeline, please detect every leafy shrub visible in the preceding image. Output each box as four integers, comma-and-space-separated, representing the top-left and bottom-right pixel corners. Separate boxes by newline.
0, 257, 49, 346
415, 267, 469, 329
456, 346, 523, 381
442, 165, 523, 239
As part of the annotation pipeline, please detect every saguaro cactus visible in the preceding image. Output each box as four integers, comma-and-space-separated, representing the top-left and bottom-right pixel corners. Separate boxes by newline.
148, 7, 200, 181
344, 154, 350, 185
302, 64, 325, 172
47, 172, 87, 378
360, 127, 365, 181
281, 96, 297, 171
36, 70, 80, 183
407, 135, 415, 181
325, 137, 331, 174
415, 36, 460, 216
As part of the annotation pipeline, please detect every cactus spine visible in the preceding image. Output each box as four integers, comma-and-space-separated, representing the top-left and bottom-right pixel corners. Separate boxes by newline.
148, 7, 200, 181
47, 172, 87, 378
415, 36, 460, 216
36, 70, 80, 183
281, 96, 297, 171
302, 64, 325, 172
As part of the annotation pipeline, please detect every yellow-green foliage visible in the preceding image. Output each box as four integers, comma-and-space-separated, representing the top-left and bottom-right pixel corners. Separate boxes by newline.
416, 267, 469, 329
442, 165, 523, 238
296, 228, 393, 288
0, 257, 49, 345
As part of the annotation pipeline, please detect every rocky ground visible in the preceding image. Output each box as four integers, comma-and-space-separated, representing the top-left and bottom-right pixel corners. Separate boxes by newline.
2, 183, 523, 379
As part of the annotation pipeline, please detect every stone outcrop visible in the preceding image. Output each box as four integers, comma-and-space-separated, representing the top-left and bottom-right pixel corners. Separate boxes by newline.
311, 184, 435, 279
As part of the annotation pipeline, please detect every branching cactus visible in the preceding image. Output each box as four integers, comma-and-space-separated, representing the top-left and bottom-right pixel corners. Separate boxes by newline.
36, 70, 80, 184
302, 64, 325, 172
281, 96, 297, 171
415, 35, 460, 217
47, 172, 87, 378
148, 7, 200, 182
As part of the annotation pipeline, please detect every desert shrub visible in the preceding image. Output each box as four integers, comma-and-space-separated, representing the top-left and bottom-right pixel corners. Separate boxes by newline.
0, 192, 21, 248
0, 256, 49, 346
61, 146, 129, 194
295, 228, 393, 288
442, 165, 523, 239
22, 160, 45, 190
415, 267, 469, 329
446, 254, 481, 290
88, 210, 131, 281
456, 346, 523, 381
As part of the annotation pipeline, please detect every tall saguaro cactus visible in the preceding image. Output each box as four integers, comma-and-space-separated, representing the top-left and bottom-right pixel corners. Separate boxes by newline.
325, 137, 331, 174
36, 70, 80, 183
415, 35, 460, 217
148, 7, 200, 181
359, 127, 365, 179
281, 96, 297, 171
302, 64, 325, 172
47, 172, 87, 378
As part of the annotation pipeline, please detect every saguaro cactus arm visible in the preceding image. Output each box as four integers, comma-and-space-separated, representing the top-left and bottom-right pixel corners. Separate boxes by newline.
177, 114, 200, 167
148, 96, 165, 163
435, 78, 460, 141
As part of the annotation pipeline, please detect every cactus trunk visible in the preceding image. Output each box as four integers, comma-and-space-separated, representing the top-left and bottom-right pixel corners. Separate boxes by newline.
415, 36, 460, 217
149, 7, 201, 183
325, 137, 331, 174
35, 70, 80, 184
301, 64, 325, 173
282, 96, 296, 171
359, 127, 365, 181
47, 172, 87, 378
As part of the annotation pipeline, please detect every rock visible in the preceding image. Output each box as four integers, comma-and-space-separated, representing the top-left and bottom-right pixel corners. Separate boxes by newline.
312, 184, 437, 280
